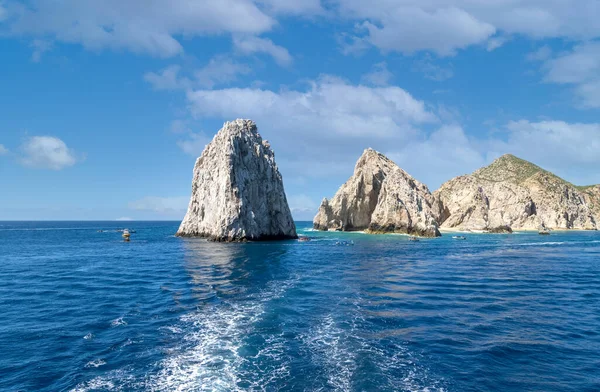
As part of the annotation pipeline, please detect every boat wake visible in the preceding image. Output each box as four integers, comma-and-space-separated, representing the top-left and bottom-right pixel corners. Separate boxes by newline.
72, 278, 297, 392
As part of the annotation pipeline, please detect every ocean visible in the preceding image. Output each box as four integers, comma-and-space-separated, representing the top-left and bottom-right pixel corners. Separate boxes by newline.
1, 221, 599, 391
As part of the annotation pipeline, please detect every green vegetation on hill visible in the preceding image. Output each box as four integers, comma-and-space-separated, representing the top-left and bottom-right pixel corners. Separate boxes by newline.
473, 154, 566, 185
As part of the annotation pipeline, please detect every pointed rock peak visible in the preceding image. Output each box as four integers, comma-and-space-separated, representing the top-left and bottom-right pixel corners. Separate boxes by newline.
219, 119, 258, 137
355, 148, 396, 172
474, 153, 550, 184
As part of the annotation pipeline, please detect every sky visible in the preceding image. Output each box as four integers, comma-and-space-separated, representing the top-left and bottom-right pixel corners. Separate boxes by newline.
1, 0, 600, 221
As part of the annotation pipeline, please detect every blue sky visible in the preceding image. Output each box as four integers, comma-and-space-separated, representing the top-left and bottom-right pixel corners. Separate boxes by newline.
1, 0, 600, 221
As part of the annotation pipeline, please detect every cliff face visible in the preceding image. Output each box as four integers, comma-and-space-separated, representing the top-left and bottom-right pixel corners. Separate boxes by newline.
580, 185, 600, 221
434, 154, 598, 231
176, 119, 297, 241
313, 149, 441, 237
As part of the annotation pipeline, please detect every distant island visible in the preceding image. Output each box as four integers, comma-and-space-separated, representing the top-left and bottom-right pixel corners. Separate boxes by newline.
177, 119, 599, 241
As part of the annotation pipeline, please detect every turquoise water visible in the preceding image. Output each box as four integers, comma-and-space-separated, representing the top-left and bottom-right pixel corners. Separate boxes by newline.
1, 221, 599, 391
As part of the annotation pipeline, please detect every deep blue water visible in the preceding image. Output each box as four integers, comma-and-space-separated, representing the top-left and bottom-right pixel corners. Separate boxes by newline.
1, 221, 599, 391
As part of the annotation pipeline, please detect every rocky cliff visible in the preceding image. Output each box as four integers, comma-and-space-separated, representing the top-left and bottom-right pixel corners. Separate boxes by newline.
434, 154, 598, 231
313, 149, 442, 237
176, 119, 297, 241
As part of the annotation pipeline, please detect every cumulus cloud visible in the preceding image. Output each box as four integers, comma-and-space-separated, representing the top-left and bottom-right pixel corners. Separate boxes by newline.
387, 125, 486, 189
496, 120, 600, 165
20, 136, 78, 170
360, 7, 496, 56
336, 0, 600, 55
184, 76, 439, 189
233, 35, 293, 66
0, 144, 8, 155
128, 196, 189, 214
541, 42, 600, 108
361, 62, 393, 86
4, 0, 275, 57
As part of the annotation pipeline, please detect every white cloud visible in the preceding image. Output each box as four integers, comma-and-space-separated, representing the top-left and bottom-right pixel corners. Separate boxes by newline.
0, 144, 8, 155
233, 35, 292, 66
187, 76, 436, 135
527, 45, 552, 62
145, 56, 252, 91
128, 196, 189, 214
5, 0, 275, 57
361, 62, 393, 86
258, 0, 324, 16
350, 6, 496, 56
543, 42, 600, 108
144, 65, 191, 91
185, 76, 440, 189
387, 125, 486, 189
177, 132, 212, 156
486, 36, 509, 52
20, 136, 78, 170
115, 217, 133, 221
194, 55, 252, 88
336, 1, 600, 55
30, 39, 52, 62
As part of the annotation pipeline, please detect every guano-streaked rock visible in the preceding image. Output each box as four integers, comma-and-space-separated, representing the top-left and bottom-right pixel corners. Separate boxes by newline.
313, 149, 442, 237
176, 119, 297, 241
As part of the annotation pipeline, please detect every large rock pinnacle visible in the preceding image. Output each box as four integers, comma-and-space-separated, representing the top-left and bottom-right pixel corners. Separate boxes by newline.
176, 119, 297, 241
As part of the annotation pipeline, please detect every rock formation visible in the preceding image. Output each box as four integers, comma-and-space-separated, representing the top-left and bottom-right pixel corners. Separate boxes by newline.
434, 154, 598, 231
176, 119, 297, 241
313, 149, 442, 237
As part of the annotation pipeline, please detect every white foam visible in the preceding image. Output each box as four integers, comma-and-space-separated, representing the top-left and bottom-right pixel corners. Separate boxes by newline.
83, 333, 94, 340
110, 317, 127, 327
85, 359, 106, 368
145, 278, 297, 391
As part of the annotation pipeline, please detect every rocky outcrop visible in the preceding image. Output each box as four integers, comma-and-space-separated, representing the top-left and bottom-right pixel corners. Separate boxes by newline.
313, 149, 442, 237
580, 185, 600, 220
434, 154, 598, 231
176, 119, 297, 241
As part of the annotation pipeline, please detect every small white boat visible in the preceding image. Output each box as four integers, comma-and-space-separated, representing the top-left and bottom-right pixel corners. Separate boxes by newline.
452, 236, 467, 240
122, 229, 131, 241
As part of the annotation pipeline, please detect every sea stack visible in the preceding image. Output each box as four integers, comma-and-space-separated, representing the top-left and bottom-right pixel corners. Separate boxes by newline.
434, 154, 598, 231
313, 149, 442, 237
176, 119, 297, 241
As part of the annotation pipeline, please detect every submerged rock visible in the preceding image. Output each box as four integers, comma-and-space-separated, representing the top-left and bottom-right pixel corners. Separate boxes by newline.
313, 149, 442, 237
176, 119, 297, 241
434, 154, 598, 231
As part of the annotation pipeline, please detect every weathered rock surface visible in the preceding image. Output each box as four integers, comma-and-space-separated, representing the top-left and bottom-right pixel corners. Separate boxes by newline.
313, 149, 442, 237
434, 154, 598, 231
176, 119, 297, 241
